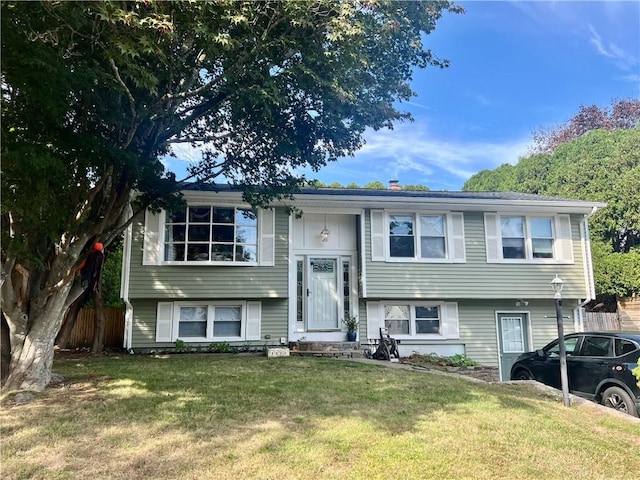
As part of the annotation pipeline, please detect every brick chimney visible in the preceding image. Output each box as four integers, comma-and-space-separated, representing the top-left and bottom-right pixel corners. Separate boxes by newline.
388, 180, 401, 191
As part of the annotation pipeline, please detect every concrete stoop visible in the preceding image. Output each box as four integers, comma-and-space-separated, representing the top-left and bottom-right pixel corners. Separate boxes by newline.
289, 341, 365, 358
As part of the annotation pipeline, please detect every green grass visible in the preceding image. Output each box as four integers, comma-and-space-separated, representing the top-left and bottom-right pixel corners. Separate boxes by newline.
2, 354, 639, 480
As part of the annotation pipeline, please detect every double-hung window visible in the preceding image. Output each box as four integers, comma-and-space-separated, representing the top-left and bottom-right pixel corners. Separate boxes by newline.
383, 303, 446, 337
370, 210, 465, 263
486, 213, 572, 263
389, 215, 416, 258
164, 206, 257, 264
155, 301, 262, 343
365, 301, 459, 339
177, 304, 242, 340
529, 218, 554, 258
500, 216, 526, 259
389, 214, 446, 259
500, 216, 555, 260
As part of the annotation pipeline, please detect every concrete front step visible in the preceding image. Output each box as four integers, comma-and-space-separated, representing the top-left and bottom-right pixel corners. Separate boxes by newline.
289, 341, 364, 358
290, 349, 365, 358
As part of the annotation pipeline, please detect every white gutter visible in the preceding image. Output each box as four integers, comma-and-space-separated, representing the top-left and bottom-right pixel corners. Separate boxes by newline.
180, 189, 607, 215
281, 197, 607, 215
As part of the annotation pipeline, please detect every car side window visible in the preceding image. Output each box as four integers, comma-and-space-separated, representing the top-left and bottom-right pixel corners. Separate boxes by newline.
615, 339, 639, 356
546, 336, 580, 357
578, 336, 612, 357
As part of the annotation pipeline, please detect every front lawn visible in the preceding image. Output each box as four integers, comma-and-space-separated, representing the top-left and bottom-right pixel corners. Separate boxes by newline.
1, 354, 639, 479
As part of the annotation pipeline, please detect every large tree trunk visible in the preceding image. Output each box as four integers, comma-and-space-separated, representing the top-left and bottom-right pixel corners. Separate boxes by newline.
3, 266, 71, 392
2, 282, 73, 392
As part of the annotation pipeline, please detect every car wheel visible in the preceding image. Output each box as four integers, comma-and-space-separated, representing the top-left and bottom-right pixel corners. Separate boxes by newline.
512, 369, 533, 381
601, 386, 639, 417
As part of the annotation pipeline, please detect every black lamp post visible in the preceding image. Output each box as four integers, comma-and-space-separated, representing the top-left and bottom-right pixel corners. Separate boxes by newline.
551, 275, 570, 407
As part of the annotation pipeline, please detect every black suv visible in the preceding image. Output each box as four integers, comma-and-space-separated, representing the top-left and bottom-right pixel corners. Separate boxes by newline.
510, 332, 640, 417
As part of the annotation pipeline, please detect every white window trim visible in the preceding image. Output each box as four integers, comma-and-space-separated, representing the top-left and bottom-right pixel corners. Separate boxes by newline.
485, 213, 573, 264
366, 301, 460, 340
143, 204, 275, 267
161, 204, 258, 266
379, 211, 465, 263
175, 301, 246, 343
155, 300, 262, 343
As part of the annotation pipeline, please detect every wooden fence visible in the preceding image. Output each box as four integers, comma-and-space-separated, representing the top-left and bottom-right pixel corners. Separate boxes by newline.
618, 295, 640, 330
583, 312, 621, 331
67, 307, 125, 349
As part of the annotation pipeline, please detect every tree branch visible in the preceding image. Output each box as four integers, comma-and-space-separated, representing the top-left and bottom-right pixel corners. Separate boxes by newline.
107, 56, 138, 148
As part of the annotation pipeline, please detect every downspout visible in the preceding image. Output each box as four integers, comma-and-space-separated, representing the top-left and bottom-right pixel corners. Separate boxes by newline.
577, 207, 599, 331
121, 205, 134, 351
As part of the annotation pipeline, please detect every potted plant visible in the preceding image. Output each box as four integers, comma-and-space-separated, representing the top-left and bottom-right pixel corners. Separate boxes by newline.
342, 315, 359, 342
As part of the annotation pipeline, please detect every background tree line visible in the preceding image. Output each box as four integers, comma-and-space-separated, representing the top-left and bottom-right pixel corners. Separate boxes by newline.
464, 99, 640, 299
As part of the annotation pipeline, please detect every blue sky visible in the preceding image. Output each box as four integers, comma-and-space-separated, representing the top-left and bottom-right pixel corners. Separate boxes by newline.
167, 1, 640, 191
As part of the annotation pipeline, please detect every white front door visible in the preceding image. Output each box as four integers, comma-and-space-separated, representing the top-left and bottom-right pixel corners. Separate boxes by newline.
307, 257, 340, 330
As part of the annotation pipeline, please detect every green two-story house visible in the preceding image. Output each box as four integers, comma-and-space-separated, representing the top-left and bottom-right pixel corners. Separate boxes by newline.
121, 185, 605, 380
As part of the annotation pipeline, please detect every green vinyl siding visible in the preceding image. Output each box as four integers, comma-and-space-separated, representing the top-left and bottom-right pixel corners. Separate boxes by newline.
357, 298, 576, 368
456, 299, 576, 368
128, 207, 289, 299
365, 211, 588, 300
130, 298, 288, 349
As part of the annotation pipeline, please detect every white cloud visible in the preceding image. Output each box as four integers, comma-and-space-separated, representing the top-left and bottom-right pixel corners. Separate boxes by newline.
302, 123, 532, 190
474, 94, 492, 107
512, 2, 638, 72
588, 24, 637, 71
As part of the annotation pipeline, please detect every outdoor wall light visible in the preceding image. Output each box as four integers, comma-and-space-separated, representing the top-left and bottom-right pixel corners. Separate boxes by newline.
320, 215, 330, 242
515, 299, 529, 307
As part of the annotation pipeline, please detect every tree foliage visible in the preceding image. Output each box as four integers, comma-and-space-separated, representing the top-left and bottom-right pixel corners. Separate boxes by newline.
0, 0, 462, 390
532, 98, 640, 154
591, 241, 640, 298
464, 120, 640, 296
311, 180, 430, 190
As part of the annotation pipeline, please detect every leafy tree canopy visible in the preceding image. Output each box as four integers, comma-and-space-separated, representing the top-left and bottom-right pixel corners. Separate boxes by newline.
532, 98, 640, 154
464, 115, 640, 296
2, 0, 461, 260
1, 0, 462, 391
312, 180, 430, 190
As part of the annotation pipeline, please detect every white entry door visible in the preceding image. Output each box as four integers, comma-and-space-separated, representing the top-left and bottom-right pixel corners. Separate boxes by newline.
307, 257, 340, 330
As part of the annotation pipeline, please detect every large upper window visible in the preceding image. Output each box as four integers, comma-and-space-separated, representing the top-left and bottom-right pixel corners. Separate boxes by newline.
500, 216, 555, 260
389, 214, 447, 259
164, 206, 257, 263
370, 210, 465, 263
485, 213, 573, 264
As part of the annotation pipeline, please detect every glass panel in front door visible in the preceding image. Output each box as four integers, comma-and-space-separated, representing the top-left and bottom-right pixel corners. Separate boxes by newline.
501, 316, 525, 353
308, 258, 339, 330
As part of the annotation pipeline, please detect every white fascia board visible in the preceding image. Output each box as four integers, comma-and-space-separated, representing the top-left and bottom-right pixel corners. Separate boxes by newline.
181, 190, 247, 205
284, 195, 607, 215
177, 189, 607, 215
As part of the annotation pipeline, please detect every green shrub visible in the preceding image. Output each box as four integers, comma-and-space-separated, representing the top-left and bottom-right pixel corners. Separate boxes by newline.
208, 342, 230, 353
448, 354, 479, 367
174, 339, 188, 352
406, 353, 479, 368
